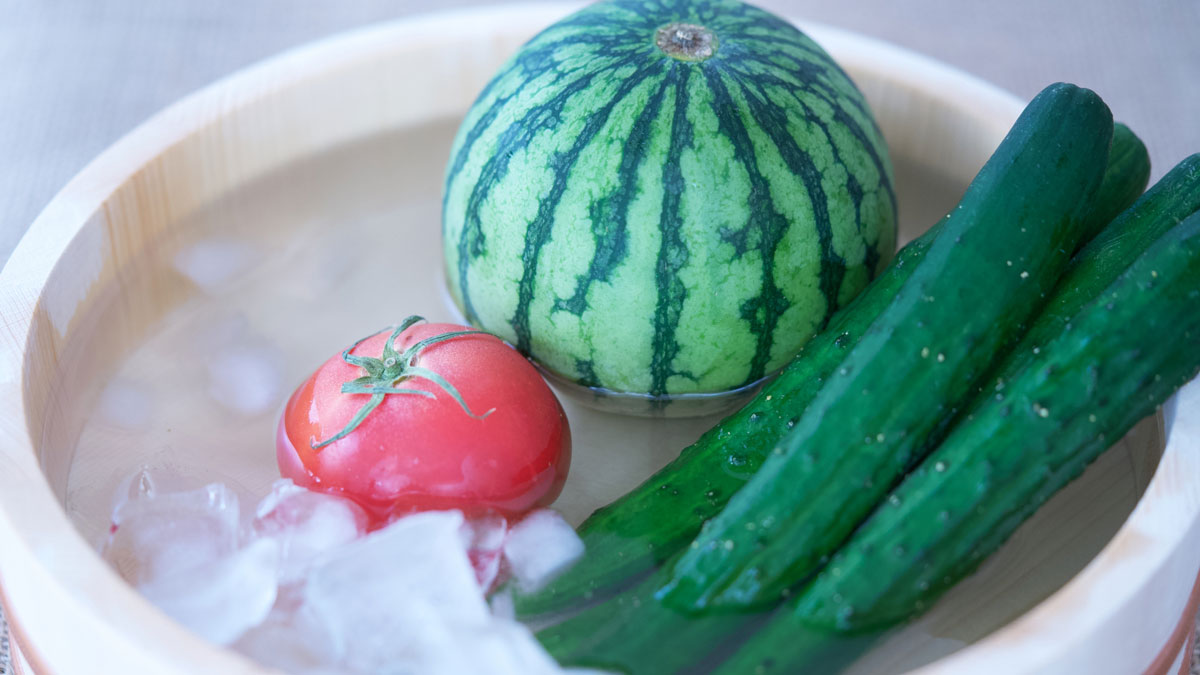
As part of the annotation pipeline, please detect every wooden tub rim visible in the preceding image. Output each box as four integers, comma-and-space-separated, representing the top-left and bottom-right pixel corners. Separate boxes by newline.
0, 4, 1193, 674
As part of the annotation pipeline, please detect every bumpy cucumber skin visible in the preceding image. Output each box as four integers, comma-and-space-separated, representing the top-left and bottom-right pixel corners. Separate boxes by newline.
804, 177, 1200, 633
1053, 153, 1200, 325
1081, 123, 1151, 240
721, 211, 1200, 674
514, 120, 1150, 620
658, 83, 1113, 612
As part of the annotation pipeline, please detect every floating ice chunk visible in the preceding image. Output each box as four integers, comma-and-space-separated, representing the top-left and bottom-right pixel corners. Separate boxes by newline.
173, 239, 255, 291
206, 343, 283, 417
420, 620, 562, 675
106, 473, 587, 673
489, 586, 516, 621
139, 538, 279, 645
304, 510, 489, 671
189, 311, 250, 355
463, 513, 508, 591
104, 479, 240, 586
233, 600, 343, 674
253, 480, 368, 581
503, 509, 584, 593
96, 379, 153, 430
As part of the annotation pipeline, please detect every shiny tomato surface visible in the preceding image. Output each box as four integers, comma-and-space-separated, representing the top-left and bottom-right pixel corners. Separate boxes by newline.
278, 322, 571, 524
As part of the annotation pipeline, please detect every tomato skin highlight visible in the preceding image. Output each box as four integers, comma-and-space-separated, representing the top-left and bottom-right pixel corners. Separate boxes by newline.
277, 323, 571, 525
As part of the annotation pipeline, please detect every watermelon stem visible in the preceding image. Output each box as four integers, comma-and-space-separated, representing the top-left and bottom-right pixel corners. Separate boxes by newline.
310, 316, 495, 451
655, 22, 718, 62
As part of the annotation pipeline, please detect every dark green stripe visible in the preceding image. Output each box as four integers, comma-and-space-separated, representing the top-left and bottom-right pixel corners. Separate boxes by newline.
732, 67, 894, 278
721, 27, 842, 70
702, 66, 823, 384
726, 74, 847, 324
554, 75, 674, 317
453, 52, 643, 323
510, 61, 666, 352
445, 33, 643, 195
731, 53, 897, 216
732, 45, 892, 165
649, 63, 695, 397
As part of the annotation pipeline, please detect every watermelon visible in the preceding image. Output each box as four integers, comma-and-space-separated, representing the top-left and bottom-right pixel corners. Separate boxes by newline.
442, 0, 896, 399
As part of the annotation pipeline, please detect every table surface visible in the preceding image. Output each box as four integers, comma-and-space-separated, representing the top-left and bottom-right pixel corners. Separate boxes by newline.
2, 1, 1198, 673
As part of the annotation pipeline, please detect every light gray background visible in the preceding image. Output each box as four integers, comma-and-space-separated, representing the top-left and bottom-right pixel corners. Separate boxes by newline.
1, 1, 1198, 672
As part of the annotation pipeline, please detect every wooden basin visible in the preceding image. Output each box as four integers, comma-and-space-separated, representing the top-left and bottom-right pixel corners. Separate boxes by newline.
1, 5, 1196, 673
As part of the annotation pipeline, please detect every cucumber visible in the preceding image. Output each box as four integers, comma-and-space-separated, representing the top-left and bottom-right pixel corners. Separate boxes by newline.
514, 124, 1148, 619
538, 565, 753, 674
1080, 122, 1152, 239
720, 208, 1200, 674
657, 82, 1114, 612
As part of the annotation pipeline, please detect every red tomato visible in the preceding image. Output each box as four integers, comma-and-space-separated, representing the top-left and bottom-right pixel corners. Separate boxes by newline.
277, 320, 571, 526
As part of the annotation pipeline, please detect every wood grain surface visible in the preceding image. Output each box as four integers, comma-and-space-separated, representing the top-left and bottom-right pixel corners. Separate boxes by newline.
1, 1, 1197, 673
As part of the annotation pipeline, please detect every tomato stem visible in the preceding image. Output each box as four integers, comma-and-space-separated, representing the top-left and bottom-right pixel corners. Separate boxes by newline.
310, 316, 496, 450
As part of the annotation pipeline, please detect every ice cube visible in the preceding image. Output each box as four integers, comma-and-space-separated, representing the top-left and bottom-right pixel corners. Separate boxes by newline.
173, 239, 255, 291
303, 510, 489, 671
233, 600, 344, 673
206, 343, 283, 417
489, 587, 516, 621
408, 619, 561, 675
463, 513, 508, 591
96, 379, 153, 430
465, 620, 564, 675
104, 480, 240, 586
503, 509, 584, 593
139, 538, 279, 645
253, 480, 368, 581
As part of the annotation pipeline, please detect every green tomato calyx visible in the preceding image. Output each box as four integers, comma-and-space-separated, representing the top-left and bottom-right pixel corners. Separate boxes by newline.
310, 315, 494, 451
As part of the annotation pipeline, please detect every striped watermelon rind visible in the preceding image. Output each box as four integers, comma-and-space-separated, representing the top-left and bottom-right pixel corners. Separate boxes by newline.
442, 0, 896, 399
